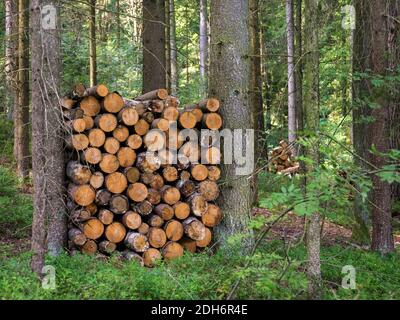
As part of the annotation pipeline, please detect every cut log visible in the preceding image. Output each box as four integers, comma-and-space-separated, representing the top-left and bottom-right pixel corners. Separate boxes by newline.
162, 241, 184, 260
135, 200, 153, 216
189, 108, 203, 123
136, 152, 161, 173
88, 128, 106, 147
102, 92, 124, 113
196, 227, 212, 248
125, 232, 150, 252
98, 209, 114, 225
135, 89, 168, 101
152, 118, 170, 132
66, 161, 92, 185
162, 166, 178, 182
85, 84, 109, 98
127, 183, 148, 202
165, 96, 180, 108
203, 147, 221, 165
99, 154, 119, 173
122, 211, 142, 230
134, 119, 150, 136
140, 172, 156, 185
162, 106, 179, 121
64, 108, 84, 121
179, 111, 197, 129
104, 137, 120, 154
176, 179, 196, 197
183, 217, 206, 241
118, 106, 139, 126
142, 111, 155, 124
85, 203, 98, 216
83, 147, 102, 165
179, 238, 197, 253
109, 194, 130, 214
143, 248, 162, 267
70, 208, 92, 222
144, 130, 166, 151
202, 204, 222, 227
138, 223, 150, 235
148, 227, 167, 248
126, 134, 143, 150
90, 171, 104, 189
98, 240, 117, 254
146, 188, 161, 205
105, 222, 126, 243
105, 172, 128, 194
164, 220, 184, 241
68, 228, 87, 246
202, 113, 223, 130
124, 167, 140, 184
117, 147, 136, 168
60, 97, 76, 110
207, 166, 221, 181
149, 174, 165, 190
188, 98, 220, 112
83, 218, 104, 240
113, 125, 130, 142
160, 186, 181, 205
188, 194, 208, 217
198, 180, 220, 201
72, 83, 86, 98
180, 170, 191, 181
68, 184, 96, 206
191, 164, 209, 181
149, 100, 165, 113
173, 202, 191, 220
83, 115, 94, 130
67, 118, 87, 133
179, 142, 200, 164
123, 98, 148, 115
122, 250, 144, 265
82, 240, 98, 255
94, 113, 118, 132
148, 215, 165, 228
154, 204, 175, 220
95, 189, 112, 206
66, 134, 89, 151
80, 96, 101, 116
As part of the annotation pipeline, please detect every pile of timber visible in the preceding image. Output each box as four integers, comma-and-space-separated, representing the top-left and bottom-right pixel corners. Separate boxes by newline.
62, 84, 223, 267
269, 140, 299, 175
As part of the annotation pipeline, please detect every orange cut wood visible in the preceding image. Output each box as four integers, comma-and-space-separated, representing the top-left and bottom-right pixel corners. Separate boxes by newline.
95, 113, 118, 132
88, 128, 106, 147
173, 202, 190, 220
148, 227, 167, 248
105, 172, 128, 194
83, 218, 104, 240
127, 183, 148, 202
118, 106, 139, 126
102, 92, 124, 113
99, 154, 119, 173
83, 147, 102, 164
202, 204, 222, 227
126, 134, 143, 149
143, 248, 162, 267
80, 96, 101, 116
69, 184, 96, 206
113, 125, 130, 142
105, 222, 126, 243
164, 220, 184, 241
104, 137, 120, 154
162, 241, 184, 260
122, 211, 142, 230
117, 147, 136, 168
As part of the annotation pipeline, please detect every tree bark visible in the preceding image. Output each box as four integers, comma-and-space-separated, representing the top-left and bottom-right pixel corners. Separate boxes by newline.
15, 0, 30, 179
31, 0, 67, 274
303, 0, 321, 299
142, 0, 166, 93
165, 0, 171, 91
295, 0, 303, 136
209, 0, 254, 248
199, 0, 209, 92
89, 0, 97, 86
169, 0, 178, 95
5, 0, 18, 120
286, 0, 297, 153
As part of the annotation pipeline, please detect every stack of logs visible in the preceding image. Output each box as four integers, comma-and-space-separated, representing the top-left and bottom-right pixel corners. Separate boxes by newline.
269, 140, 299, 175
63, 84, 223, 267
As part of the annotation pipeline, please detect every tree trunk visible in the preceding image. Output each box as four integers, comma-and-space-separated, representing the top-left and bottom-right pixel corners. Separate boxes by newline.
286, 0, 297, 153
89, 0, 97, 86
31, 0, 67, 274
5, 0, 18, 120
169, 0, 178, 95
209, 0, 254, 248
303, 0, 321, 299
15, 0, 30, 179
295, 0, 303, 136
249, 0, 263, 205
165, 0, 171, 91
199, 0, 208, 93
142, 0, 166, 93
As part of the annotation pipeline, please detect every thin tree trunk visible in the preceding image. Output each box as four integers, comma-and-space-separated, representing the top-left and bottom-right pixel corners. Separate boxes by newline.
169, 0, 177, 95
89, 0, 97, 86
303, 0, 321, 299
5, 0, 18, 121
142, 0, 166, 93
209, 0, 254, 248
116, 0, 121, 48
249, 0, 263, 204
15, 0, 30, 179
295, 0, 303, 135
286, 0, 297, 153
31, 0, 66, 273
199, 0, 208, 93
165, 0, 171, 91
